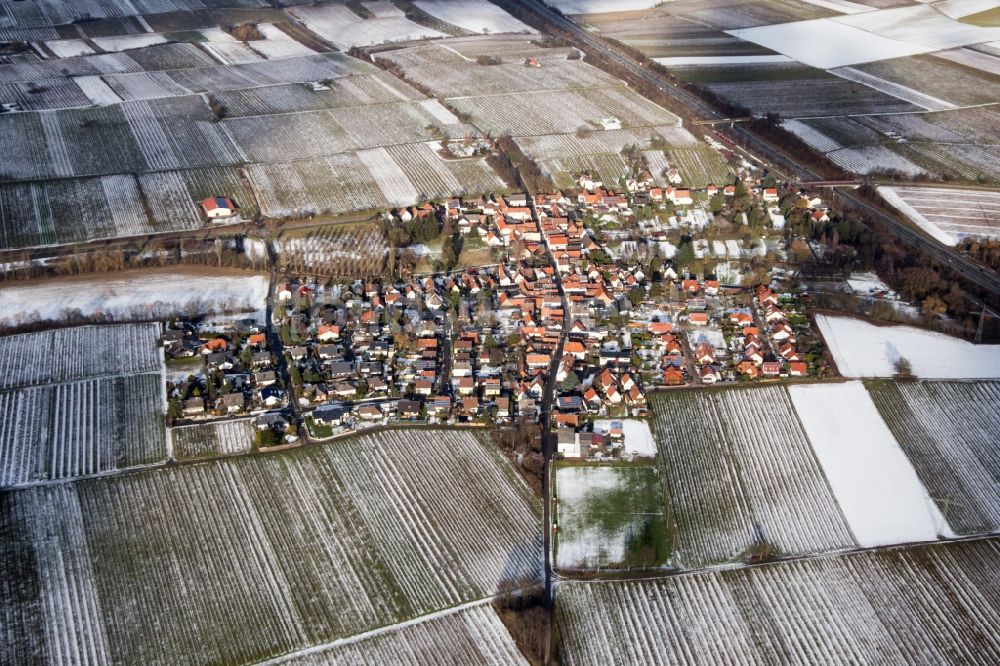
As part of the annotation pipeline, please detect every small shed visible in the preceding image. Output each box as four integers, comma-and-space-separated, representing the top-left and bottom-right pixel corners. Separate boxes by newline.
201, 196, 238, 219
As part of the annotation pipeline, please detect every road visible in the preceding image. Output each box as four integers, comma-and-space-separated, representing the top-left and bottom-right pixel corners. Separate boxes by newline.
263, 237, 306, 442
495, 0, 1000, 299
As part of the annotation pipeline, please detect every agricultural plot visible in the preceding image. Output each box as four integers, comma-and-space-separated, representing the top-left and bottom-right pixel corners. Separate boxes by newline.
0, 270, 269, 330
705, 76, 919, 118
648, 387, 856, 568
856, 54, 1000, 106
414, 1, 536, 35
868, 380, 1000, 536
274, 602, 528, 666
668, 144, 732, 187
557, 538, 1000, 665
790, 382, 949, 547
0, 166, 250, 249
554, 464, 669, 570
826, 145, 926, 177
0, 0, 268, 30
536, 153, 630, 190
878, 186, 1000, 244
288, 4, 446, 50
276, 224, 388, 278
0, 429, 542, 665
171, 418, 254, 461
816, 314, 1000, 378
0, 374, 166, 488
0, 324, 161, 390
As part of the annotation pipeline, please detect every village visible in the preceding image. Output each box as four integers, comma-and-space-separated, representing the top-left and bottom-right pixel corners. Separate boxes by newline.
161, 155, 834, 457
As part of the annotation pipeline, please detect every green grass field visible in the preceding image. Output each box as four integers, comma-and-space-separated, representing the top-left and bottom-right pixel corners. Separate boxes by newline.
554, 462, 671, 571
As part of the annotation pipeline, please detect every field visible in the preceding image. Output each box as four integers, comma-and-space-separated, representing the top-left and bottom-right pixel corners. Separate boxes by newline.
276, 224, 388, 278
856, 55, 1000, 107
0, 270, 269, 329
868, 380, 1000, 535
557, 538, 1000, 665
0, 323, 166, 489
0, 429, 541, 664
414, 1, 536, 35
878, 186, 1000, 244
648, 386, 856, 568
816, 314, 1000, 378
705, 75, 919, 118
668, 144, 733, 187
554, 463, 670, 570
271, 602, 527, 665
171, 418, 255, 461
789, 382, 949, 547
288, 4, 446, 49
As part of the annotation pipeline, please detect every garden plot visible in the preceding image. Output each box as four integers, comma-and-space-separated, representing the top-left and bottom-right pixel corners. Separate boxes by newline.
0, 374, 166, 488
0, 429, 541, 665
878, 186, 1000, 243
171, 419, 254, 461
277, 224, 388, 278
288, 4, 446, 50
868, 380, 1000, 536
790, 382, 950, 547
556, 538, 1000, 665
272, 602, 527, 666
594, 419, 656, 458
648, 387, 856, 568
554, 464, 669, 570
0, 324, 161, 390
816, 313, 1000, 378
414, 1, 536, 35
0, 270, 268, 330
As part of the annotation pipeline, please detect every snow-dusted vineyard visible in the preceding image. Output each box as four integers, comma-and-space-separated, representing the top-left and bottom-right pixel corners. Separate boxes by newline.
0, 373, 166, 488
414, 1, 536, 35
0, 272, 269, 329
536, 153, 630, 190
878, 186, 1000, 244
271, 603, 527, 665
0, 429, 541, 664
669, 144, 732, 187
868, 380, 1000, 536
288, 4, 447, 50
827, 145, 927, 177
557, 538, 1000, 665
0, 324, 161, 390
277, 224, 388, 278
649, 387, 856, 567
171, 419, 255, 461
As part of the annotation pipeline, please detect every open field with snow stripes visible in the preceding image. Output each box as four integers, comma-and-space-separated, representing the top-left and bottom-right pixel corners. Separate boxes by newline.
649, 387, 856, 567
0, 324, 161, 389
171, 418, 254, 461
269, 602, 527, 666
0, 429, 541, 665
556, 538, 1000, 665
0, 324, 166, 488
868, 380, 1000, 536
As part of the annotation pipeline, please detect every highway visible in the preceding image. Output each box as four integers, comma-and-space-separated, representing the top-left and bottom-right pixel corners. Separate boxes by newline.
495, 0, 1000, 299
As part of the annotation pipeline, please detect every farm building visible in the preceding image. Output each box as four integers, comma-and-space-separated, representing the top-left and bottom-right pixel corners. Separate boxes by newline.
201, 196, 238, 220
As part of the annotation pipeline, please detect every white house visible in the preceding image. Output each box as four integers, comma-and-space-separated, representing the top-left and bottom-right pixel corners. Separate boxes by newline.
201, 196, 237, 219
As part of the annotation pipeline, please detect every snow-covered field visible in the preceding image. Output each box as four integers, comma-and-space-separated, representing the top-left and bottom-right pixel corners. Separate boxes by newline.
868, 380, 1000, 536
288, 4, 446, 49
827, 145, 926, 177
934, 46, 1000, 76
730, 3, 1000, 68
593, 419, 656, 457
879, 185, 1000, 244
654, 55, 793, 66
45, 39, 95, 58
557, 538, 1000, 665
847, 271, 892, 295
171, 419, 254, 461
816, 314, 1000, 378
555, 464, 665, 569
790, 382, 950, 547
92, 33, 168, 52
649, 388, 856, 568
267, 602, 528, 665
552, 0, 661, 13
0, 271, 268, 328
414, 1, 536, 34
0, 429, 541, 664
251, 23, 318, 60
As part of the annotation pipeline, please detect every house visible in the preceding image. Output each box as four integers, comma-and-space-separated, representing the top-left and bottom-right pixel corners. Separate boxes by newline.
700, 365, 720, 384
557, 427, 586, 458
397, 399, 421, 419
357, 404, 382, 421
663, 366, 685, 386
788, 361, 808, 376
219, 392, 245, 413
762, 361, 781, 376
313, 402, 350, 427
253, 370, 277, 387
689, 312, 708, 326
431, 395, 452, 416
255, 411, 289, 431
201, 196, 237, 219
